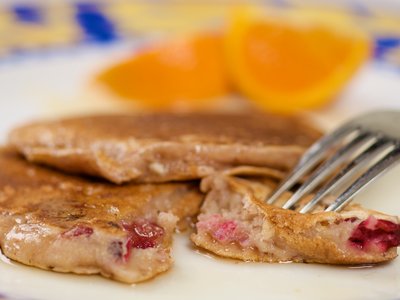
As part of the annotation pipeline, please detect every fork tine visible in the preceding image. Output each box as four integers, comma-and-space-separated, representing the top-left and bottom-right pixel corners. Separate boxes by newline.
267, 125, 358, 204
299, 139, 394, 213
281, 132, 377, 209
325, 146, 400, 212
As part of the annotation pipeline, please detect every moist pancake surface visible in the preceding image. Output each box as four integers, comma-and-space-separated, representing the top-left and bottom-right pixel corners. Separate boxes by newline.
0, 149, 203, 283
9, 113, 321, 183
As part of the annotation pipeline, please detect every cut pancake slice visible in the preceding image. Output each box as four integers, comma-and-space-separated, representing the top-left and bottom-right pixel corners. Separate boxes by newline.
0, 149, 203, 283
192, 169, 400, 264
8, 113, 321, 184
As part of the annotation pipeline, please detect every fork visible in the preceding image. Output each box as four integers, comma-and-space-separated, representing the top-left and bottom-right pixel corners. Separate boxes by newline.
266, 110, 400, 213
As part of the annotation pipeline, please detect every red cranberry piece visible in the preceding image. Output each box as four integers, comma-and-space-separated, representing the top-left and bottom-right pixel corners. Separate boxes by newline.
348, 216, 400, 252
121, 220, 164, 261
375, 219, 399, 232
213, 220, 238, 242
197, 214, 249, 245
62, 225, 93, 238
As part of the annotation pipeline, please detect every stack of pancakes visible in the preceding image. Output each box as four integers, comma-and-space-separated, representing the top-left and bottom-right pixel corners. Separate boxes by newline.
0, 113, 399, 283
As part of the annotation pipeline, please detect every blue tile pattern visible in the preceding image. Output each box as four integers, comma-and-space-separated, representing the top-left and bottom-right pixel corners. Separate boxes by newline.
12, 4, 43, 24
75, 2, 117, 43
0, 1, 399, 71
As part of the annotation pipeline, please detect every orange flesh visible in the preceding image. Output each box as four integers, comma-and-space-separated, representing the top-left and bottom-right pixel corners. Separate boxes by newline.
98, 33, 230, 109
226, 10, 371, 113
97, 11, 370, 113
243, 23, 353, 91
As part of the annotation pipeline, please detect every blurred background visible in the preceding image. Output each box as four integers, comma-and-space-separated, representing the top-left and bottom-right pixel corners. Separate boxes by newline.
0, 0, 400, 137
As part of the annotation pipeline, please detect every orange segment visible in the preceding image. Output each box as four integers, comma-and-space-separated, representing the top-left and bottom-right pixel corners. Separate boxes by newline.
97, 32, 230, 110
225, 9, 371, 113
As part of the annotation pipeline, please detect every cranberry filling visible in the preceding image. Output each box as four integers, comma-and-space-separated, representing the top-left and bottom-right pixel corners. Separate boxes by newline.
121, 220, 164, 261
62, 225, 93, 238
197, 214, 249, 245
348, 216, 400, 252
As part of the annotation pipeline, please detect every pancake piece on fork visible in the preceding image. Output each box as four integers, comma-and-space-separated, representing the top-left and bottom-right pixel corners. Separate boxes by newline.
8, 113, 321, 184
0, 149, 203, 283
191, 168, 400, 264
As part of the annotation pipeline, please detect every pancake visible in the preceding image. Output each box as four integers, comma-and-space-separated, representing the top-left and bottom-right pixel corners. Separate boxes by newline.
8, 113, 321, 184
0, 149, 203, 283
191, 168, 400, 264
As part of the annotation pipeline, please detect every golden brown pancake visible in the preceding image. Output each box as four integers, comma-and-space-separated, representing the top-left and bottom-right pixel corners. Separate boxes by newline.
191, 168, 400, 264
8, 113, 321, 184
0, 149, 203, 283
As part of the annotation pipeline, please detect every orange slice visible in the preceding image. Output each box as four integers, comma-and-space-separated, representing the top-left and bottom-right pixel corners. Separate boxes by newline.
97, 32, 230, 110
225, 9, 371, 113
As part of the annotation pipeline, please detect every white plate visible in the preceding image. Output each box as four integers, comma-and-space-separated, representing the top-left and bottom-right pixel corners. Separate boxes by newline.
0, 44, 399, 300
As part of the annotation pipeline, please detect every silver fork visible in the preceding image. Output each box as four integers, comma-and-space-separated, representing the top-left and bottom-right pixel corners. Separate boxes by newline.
266, 110, 400, 213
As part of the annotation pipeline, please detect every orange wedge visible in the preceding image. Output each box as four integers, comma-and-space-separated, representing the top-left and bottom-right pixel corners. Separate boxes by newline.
225, 9, 371, 113
97, 32, 230, 110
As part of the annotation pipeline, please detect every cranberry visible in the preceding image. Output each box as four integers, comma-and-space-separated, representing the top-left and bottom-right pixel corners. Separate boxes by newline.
197, 214, 249, 245
121, 220, 164, 261
62, 225, 93, 238
213, 220, 238, 242
348, 216, 400, 252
